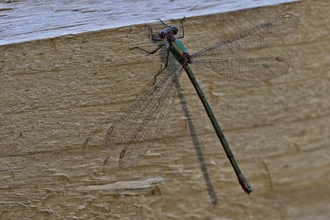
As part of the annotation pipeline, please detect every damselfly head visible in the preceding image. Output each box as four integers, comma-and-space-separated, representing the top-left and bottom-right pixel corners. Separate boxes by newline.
159, 30, 166, 39
159, 26, 179, 39
169, 26, 178, 35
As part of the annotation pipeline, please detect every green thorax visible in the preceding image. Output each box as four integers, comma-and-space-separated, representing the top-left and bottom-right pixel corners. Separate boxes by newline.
168, 39, 189, 62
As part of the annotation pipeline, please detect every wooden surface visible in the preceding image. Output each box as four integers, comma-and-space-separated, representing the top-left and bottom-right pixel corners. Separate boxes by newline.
1, 1, 330, 219
0, 0, 296, 45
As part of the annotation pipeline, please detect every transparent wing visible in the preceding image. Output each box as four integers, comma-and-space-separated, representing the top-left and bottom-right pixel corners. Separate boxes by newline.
105, 64, 183, 169
192, 14, 299, 59
193, 57, 289, 81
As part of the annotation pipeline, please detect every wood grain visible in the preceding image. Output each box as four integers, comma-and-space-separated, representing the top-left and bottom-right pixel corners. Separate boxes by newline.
1, 1, 329, 219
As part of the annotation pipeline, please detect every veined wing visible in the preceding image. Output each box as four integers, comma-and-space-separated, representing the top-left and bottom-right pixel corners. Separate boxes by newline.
193, 57, 289, 81
105, 64, 183, 169
192, 14, 299, 59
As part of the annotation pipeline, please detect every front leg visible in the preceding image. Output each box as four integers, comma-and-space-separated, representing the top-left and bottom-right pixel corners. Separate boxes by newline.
129, 24, 166, 54
130, 43, 166, 55
176, 16, 186, 39
145, 24, 163, 42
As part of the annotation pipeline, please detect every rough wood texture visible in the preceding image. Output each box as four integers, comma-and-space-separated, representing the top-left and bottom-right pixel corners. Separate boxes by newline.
1, 1, 329, 219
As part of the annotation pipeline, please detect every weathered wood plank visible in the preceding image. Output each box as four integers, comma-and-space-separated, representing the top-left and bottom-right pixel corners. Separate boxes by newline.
1, 1, 329, 219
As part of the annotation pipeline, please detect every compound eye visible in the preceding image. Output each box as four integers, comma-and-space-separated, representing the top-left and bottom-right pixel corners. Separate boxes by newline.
159, 30, 166, 39
170, 26, 178, 35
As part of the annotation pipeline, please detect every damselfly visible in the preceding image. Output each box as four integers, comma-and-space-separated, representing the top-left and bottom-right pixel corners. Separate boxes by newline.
106, 14, 299, 194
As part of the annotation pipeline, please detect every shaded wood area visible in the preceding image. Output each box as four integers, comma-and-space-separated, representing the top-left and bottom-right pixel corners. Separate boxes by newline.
1, 1, 329, 219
